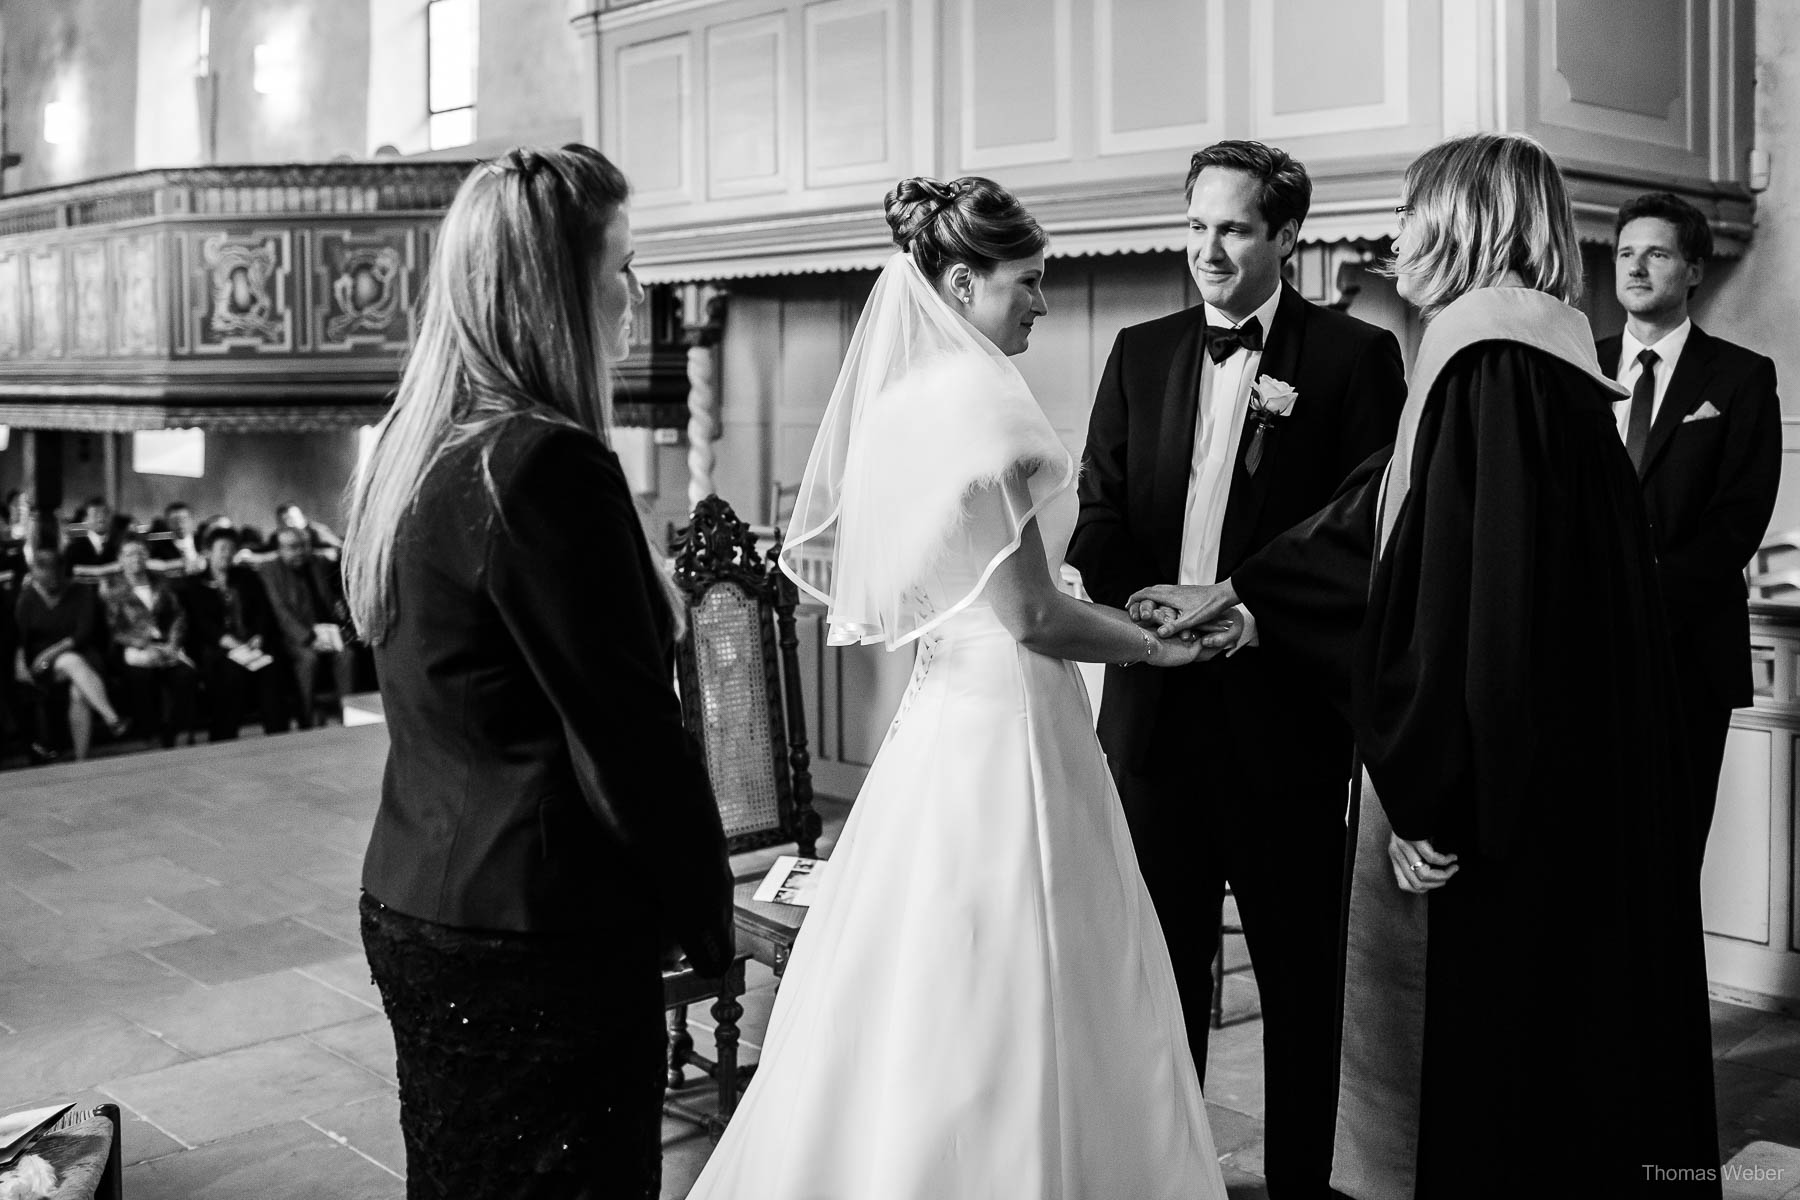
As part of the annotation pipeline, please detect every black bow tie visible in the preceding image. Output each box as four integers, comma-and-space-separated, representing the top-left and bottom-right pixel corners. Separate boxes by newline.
1205, 316, 1263, 364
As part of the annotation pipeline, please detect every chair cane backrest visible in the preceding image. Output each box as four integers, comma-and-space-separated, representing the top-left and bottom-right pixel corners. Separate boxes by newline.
672, 495, 820, 857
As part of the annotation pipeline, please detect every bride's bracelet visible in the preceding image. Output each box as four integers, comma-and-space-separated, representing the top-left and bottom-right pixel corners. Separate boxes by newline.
1117, 627, 1155, 668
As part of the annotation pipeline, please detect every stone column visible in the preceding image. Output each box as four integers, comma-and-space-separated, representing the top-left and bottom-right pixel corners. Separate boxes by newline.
20, 429, 36, 512
680, 283, 728, 509
101, 432, 120, 509
567, 1, 605, 150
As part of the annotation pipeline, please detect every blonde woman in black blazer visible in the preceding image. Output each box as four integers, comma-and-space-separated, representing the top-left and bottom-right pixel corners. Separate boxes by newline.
343, 145, 733, 1200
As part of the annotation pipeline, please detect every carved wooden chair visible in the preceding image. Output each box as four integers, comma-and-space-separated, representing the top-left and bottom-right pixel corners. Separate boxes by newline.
662, 494, 820, 1135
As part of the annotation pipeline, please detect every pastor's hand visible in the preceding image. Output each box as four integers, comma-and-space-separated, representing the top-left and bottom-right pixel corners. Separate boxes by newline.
1127, 581, 1240, 637
1387, 834, 1458, 894
1197, 608, 1246, 654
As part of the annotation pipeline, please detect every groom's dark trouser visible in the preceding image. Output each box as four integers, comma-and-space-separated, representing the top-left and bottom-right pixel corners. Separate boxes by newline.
1113, 758, 1348, 1200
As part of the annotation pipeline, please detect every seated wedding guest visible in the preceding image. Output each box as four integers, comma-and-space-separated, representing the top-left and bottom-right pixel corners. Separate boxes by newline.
103, 534, 197, 748
0, 546, 18, 761
16, 546, 127, 761
63, 496, 116, 571
1, 491, 28, 579
344, 145, 732, 1200
261, 526, 354, 727
1136, 133, 1719, 1197
274, 502, 342, 561
180, 527, 284, 741
1601, 191, 1781, 862
2, 496, 39, 760
3, 488, 29, 546
149, 501, 206, 575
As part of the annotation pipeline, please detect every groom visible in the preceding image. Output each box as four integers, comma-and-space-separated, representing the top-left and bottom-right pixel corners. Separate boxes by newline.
1068, 140, 1403, 1199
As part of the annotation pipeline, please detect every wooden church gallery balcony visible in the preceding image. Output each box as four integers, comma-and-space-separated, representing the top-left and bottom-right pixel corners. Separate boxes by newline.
572, 0, 1757, 284
0, 162, 479, 434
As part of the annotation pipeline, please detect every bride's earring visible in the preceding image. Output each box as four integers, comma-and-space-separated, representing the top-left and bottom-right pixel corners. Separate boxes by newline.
947, 264, 975, 308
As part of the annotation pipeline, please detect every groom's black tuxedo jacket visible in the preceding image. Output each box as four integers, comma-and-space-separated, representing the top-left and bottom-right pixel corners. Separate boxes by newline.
1597, 326, 1780, 711
1070, 283, 1405, 788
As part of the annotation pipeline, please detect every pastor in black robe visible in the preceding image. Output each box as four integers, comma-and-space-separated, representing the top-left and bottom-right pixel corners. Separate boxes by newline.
1232, 287, 1720, 1198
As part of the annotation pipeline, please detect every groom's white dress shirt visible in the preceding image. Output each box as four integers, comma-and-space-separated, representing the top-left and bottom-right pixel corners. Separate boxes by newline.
1611, 318, 1692, 439
1178, 285, 1281, 647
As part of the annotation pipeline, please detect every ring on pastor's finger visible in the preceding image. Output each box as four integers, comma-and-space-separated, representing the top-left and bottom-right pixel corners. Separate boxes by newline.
1409, 861, 1424, 873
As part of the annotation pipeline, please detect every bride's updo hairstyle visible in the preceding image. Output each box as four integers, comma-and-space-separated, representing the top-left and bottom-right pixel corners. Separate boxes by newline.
884, 176, 1047, 280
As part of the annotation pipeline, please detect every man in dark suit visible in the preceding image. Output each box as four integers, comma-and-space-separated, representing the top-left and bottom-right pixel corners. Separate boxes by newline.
1068, 140, 1404, 1200
261, 525, 355, 727
62, 496, 116, 572
1599, 191, 1781, 860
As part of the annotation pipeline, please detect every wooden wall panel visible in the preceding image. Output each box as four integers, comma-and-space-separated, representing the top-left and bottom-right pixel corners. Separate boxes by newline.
804, 0, 901, 187
1255, 0, 1409, 137
1096, 0, 1223, 156
617, 36, 694, 205
1703, 727, 1775, 943
0, 253, 22, 360
707, 15, 787, 198
26, 250, 65, 360
959, 0, 1072, 170
1511, 0, 1734, 182
70, 243, 109, 358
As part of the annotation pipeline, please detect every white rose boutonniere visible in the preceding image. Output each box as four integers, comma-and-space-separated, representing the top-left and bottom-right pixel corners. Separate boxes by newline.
1245, 375, 1298, 475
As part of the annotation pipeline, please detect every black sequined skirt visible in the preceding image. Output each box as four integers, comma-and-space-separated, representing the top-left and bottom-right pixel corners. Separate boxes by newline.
360, 893, 666, 1200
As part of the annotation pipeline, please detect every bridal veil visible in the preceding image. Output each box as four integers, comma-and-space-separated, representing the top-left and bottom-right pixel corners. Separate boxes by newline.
777, 251, 1073, 649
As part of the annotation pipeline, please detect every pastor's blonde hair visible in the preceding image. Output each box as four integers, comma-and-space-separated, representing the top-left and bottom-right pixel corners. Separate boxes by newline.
344, 145, 631, 645
1391, 133, 1583, 319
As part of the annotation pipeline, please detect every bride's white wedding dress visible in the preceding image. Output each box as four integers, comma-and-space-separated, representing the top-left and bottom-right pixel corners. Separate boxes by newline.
684, 254, 1224, 1200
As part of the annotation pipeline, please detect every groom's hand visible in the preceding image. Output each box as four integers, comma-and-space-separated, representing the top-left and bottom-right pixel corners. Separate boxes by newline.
1387, 834, 1459, 894
1127, 582, 1239, 637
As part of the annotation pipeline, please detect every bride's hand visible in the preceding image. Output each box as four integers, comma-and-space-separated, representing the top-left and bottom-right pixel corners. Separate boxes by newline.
1145, 630, 1213, 667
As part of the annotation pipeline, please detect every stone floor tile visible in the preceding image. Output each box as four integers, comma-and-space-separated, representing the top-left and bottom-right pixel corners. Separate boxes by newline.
5, 898, 213, 967
1206, 1100, 1262, 1157
743, 959, 777, 992
1201, 1015, 1267, 1121
292, 901, 365, 948
1719, 1140, 1800, 1199
1716, 999, 1782, 1058
1716, 1061, 1800, 1158
122, 1119, 403, 1199
1217, 970, 1263, 1027
296, 953, 383, 1012
147, 917, 356, 985
1220, 1163, 1271, 1199
27, 823, 206, 871
12, 857, 216, 910
151, 836, 336, 887
294, 813, 378, 857
1728, 1020, 1800, 1081
148, 875, 330, 935
306, 1093, 406, 1178
661, 1122, 714, 1199
103, 1036, 390, 1146
123, 969, 374, 1057
296, 852, 367, 896
0, 1014, 190, 1111
0, 940, 36, 982
0, 950, 193, 1033
0, 839, 77, 884
306, 1015, 398, 1086
1221, 1125, 1266, 1181
0, 883, 60, 924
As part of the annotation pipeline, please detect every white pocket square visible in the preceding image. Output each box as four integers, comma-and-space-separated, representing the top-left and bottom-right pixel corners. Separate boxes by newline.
1682, 402, 1722, 423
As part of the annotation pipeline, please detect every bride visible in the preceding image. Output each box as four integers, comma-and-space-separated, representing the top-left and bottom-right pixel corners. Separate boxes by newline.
685, 176, 1229, 1199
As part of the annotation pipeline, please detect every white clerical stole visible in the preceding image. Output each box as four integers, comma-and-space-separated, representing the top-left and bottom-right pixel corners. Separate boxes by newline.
1177, 286, 1282, 587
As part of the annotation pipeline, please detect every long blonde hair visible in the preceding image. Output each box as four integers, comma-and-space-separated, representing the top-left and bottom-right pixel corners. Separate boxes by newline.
345, 145, 631, 645
1390, 133, 1583, 319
